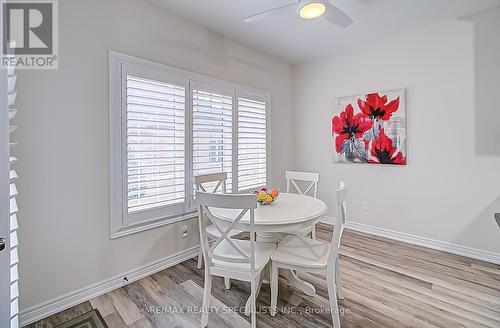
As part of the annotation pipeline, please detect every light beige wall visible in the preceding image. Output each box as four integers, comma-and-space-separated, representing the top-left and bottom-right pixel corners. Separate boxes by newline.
292, 13, 500, 255
16, 0, 293, 310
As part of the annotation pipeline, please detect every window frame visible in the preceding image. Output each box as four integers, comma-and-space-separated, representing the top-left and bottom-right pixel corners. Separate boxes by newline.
109, 51, 271, 238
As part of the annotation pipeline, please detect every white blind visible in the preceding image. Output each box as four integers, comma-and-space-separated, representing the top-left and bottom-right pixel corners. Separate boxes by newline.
192, 88, 233, 193
126, 75, 186, 213
238, 97, 267, 191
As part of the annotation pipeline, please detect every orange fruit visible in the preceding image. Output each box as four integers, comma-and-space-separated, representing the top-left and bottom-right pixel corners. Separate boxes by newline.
270, 188, 279, 198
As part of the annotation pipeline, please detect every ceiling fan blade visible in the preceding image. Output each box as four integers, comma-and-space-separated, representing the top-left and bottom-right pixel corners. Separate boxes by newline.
323, 3, 354, 27
243, 3, 295, 23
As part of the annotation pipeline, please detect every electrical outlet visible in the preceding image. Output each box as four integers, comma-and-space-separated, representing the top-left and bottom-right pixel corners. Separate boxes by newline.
181, 225, 189, 238
361, 201, 368, 211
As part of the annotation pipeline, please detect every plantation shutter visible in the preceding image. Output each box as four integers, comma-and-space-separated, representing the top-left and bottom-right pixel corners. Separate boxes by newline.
237, 95, 268, 191
191, 81, 233, 194
110, 53, 270, 237
125, 73, 187, 222
3, 37, 20, 328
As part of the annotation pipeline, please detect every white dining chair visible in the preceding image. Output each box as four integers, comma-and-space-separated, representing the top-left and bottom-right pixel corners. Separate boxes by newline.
195, 172, 241, 290
196, 191, 276, 328
286, 170, 320, 239
270, 181, 347, 328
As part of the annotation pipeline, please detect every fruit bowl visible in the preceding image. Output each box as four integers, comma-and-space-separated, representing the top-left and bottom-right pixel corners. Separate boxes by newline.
253, 187, 280, 205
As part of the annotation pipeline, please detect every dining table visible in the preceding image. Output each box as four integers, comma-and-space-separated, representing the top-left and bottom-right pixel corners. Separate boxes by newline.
209, 192, 328, 311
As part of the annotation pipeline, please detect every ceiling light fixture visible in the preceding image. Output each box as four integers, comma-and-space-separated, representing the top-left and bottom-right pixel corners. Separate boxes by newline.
298, 0, 327, 20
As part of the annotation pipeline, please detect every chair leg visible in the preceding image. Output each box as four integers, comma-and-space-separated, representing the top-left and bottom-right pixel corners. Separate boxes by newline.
224, 277, 231, 290
335, 260, 344, 300
270, 261, 278, 316
311, 224, 317, 240
256, 274, 264, 300
201, 271, 212, 328
326, 270, 341, 328
197, 248, 203, 269
250, 278, 257, 328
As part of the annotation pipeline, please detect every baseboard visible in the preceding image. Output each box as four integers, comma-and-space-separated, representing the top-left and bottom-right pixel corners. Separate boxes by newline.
320, 217, 500, 265
19, 245, 200, 326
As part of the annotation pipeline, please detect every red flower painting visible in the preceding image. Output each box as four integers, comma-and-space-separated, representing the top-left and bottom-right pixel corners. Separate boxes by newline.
368, 129, 406, 165
357, 93, 400, 121
332, 104, 373, 153
332, 89, 406, 165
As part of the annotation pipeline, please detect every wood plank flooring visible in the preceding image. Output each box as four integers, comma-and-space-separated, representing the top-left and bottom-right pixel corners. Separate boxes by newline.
25, 223, 500, 328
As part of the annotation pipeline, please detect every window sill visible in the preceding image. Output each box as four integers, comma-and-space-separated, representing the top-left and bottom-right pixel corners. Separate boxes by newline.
110, 210, 197, 239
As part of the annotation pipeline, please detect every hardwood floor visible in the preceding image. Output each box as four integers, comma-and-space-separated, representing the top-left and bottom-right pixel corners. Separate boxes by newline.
26, 223, 500, 328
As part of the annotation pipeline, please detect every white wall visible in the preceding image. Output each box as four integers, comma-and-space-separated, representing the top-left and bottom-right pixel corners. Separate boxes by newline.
292, 12, 500, 255
16, 0, 293, 311
469, 8, 500, 157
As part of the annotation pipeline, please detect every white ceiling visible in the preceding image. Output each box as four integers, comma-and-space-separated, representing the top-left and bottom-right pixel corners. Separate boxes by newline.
148, 0, 500, 64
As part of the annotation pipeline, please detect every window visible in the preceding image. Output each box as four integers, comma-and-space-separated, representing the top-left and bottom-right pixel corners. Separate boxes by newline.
109, 52, 270, 238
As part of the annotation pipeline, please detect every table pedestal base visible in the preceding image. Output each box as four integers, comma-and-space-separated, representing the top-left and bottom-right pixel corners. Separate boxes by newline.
280, 269, 316, 296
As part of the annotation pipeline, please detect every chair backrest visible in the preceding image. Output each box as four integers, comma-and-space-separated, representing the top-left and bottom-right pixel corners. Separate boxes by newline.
195, 172, 227, 193
328, 181, 347, 268
196, 191, 258, 272
286, 171, 319, 198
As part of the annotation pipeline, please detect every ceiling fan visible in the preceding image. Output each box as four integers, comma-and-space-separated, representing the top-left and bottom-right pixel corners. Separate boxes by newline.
243, 0, 354, 27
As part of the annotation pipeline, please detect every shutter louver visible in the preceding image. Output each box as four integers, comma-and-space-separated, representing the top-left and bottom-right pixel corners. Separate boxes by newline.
8, 92, 16, 106
10, 247, 18, 267
126, 75, 186, 213
238, 97, 267, 191
10, 264, 18, 283
10, 298, 18, 319
10, 315, 18, 328
8, 108, 16, 119
10, 231, 18, 249
10, 183, 17, 197
10, 281, 18, 300
10, 214, 18, 231
9, 197, 17, 214
192, 88, 233, 193
9, 170, 17, 181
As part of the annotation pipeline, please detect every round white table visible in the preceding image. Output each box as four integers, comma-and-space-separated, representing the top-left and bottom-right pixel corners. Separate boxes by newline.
209, 192, 327, 233
210, 193, 328, 299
